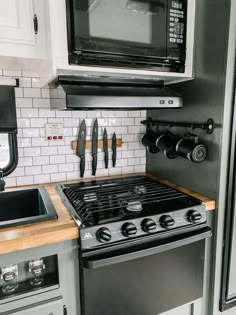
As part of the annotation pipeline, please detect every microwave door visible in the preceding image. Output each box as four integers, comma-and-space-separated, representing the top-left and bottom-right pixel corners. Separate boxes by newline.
69, 0, 168, 59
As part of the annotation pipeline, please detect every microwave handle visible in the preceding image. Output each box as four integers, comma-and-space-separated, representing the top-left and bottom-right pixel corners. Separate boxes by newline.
83, 227, 211, 269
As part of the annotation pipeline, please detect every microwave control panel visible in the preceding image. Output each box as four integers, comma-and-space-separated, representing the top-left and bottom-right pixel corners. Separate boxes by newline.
168, 0, 187, 46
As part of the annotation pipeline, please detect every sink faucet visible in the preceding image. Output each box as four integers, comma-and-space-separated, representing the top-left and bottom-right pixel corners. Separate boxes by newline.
0, 171, 5, 192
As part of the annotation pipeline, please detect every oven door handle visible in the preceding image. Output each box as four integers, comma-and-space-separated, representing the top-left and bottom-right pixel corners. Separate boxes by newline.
83, 227, 212, 269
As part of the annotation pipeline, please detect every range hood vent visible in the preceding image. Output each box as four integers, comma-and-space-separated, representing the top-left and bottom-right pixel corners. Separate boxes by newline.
54, 75, 183, 110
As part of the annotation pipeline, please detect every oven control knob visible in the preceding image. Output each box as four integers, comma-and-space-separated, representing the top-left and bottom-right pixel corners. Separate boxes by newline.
142, 218, 157, 233
187, 210, 202, 223
96, 227, 112, 243
122, 223, 137, 237
160, 215, 175, 228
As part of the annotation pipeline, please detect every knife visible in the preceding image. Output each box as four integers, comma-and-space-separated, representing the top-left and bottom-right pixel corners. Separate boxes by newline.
76, 119, 86, 178
103, 128, 108, 169
92, 119, 98, 176
112, 133, 117, 167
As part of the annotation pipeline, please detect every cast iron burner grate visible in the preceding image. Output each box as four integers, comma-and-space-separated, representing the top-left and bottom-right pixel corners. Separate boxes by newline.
60, 176, 202, 227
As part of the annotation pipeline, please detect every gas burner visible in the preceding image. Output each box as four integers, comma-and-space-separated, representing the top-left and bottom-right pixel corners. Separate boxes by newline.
126, 200, 143, 212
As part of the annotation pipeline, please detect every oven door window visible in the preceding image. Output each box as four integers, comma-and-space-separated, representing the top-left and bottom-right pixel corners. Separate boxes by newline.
69, 0, 167, 59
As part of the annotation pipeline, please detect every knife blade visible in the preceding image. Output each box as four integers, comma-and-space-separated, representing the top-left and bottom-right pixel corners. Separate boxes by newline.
112, 133, 117, 167
103, 128, 108, 169
76, 119, 86, 178
92, 119, 98, 176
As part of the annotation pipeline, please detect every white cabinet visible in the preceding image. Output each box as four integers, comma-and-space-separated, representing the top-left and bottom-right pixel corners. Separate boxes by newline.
0, 0, 35, 45
0, 0, 49, 73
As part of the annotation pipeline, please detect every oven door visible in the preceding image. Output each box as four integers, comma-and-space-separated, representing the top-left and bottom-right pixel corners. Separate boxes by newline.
80, 227, 211, 315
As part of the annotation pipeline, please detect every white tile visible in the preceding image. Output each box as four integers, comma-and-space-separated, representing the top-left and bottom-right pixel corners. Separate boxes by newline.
64, 118, 80, 127
5, 177, 17, 188
8, 167, 25, 177
122, 118, 134, 126
34, 174, 50, 184
33, 98, 50, 108
66, 155, 78, 163
17, 176, 34, 186
17, 118, 30, 128
102, 111, 115, 118
18, 138, 31, 148
134, 150, 146, 157
64, 128, 73, 137
3, 69, 21, 77
50, 99, 65, 109
56, 111, 72, 118
38, 109, 55, 118
87, 111, 102, 118
25, 166, 42, 176
59, 163, 74, 172
51, 173, 66, 183
21, 108, 38, 118
15, 88, 23, 97
108, 118, 122, 126
72, 111, 87, 118
42, 164, 58, 174
33, 156, 50, 165
24, 147, 41, 157
30, 118, 47, 128
122, 150, 134, 158
95, 169, 109, 177
18, 77, 31, 88
116, 159, 128, 167
58, 145, 73, 155
31, 78, 41, 88
16, 108, 21, 118
129, 111, 140, 117
135, 117, 142, 125
128, 157, 140, 166
140, 157, 146, 164
122, 134, 134, 142
140, 110, 146, 118
122, 166, 134, 174
50, 155, 66, 164
41, 146, 58, 156
108, 168, 122, 176
134, 165, 146, 173
24, 88, 41, 98
66, 171, 80, 180
22, 71, 39, 78
41, 89, 50, 98
128, 126, 141, 134
16, 98, 33, 108
32, 137, 49, 147
23, 128, 40, 137
115, 111, 128, 117
128, 142, 141, 150
17, 157, 33, 167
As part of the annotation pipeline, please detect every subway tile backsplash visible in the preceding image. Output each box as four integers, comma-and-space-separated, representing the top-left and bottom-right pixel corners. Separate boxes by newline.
1, 70, 146, 187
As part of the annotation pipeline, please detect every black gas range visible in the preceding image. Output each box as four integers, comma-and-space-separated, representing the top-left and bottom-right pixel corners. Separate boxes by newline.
57, 175, 211, 315
57, 175, 207, 250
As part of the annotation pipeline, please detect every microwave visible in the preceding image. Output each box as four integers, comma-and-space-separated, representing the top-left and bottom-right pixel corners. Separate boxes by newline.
66, 0, 187, 73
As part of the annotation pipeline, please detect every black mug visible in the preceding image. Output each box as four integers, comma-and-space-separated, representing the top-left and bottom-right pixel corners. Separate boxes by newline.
155, 132, 178, 159
141, 130, 160, 154
176, 138, 208, 163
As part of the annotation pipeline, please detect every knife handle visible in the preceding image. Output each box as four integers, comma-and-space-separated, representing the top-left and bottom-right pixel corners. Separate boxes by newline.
92, 154, 97, 176
104, 151, 109, 169
80, 155, 85, 178
112, 148, 116, 167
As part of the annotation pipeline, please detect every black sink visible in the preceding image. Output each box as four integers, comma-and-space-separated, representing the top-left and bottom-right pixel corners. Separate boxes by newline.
0, 187, 58, 229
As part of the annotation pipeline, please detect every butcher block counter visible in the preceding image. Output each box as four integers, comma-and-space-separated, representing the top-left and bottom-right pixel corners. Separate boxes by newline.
0, 173, 216, 255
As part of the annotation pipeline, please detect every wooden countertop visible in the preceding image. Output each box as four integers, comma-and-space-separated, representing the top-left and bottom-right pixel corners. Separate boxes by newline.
0, 173, 216, 255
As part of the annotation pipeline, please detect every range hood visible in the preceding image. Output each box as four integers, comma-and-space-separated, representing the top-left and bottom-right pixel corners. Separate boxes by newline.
52, 75, 183, 110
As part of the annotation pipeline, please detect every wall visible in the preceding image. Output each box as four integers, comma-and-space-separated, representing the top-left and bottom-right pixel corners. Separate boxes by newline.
146, 0, 230, 315
0, 69, 146, 187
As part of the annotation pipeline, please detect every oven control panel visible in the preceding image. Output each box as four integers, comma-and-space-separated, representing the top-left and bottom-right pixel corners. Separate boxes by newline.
168, 0, 186, 45
80, 205, 206, 250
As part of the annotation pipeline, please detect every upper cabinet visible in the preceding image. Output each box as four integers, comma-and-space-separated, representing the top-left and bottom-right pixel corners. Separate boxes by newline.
0, 0, 49, 75
46, 0, 196, 85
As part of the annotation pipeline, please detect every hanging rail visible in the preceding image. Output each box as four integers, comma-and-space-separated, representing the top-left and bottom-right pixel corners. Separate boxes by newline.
140, 118, 215, 134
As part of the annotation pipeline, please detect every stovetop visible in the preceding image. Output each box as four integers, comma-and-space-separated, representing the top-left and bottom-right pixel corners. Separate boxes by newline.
58, 176, 202, 227
57, 176, 206, 250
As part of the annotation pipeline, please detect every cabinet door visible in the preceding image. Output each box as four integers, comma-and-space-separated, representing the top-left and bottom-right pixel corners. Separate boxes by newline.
7, 299, 64, 315
0, 0, 35, 45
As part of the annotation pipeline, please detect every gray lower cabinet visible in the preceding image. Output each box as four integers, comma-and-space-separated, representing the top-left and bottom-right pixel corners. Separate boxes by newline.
4, 298, 64, 315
